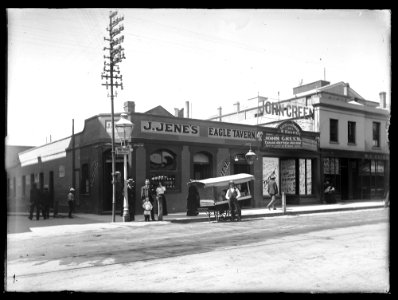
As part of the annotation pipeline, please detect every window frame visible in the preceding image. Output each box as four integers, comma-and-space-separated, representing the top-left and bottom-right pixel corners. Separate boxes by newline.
372, 122, 381, 148
329, 119, 339, 143
348, 121, 356, 144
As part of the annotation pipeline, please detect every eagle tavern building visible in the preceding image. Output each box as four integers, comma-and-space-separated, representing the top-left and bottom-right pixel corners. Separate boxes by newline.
6, 80, 390, 214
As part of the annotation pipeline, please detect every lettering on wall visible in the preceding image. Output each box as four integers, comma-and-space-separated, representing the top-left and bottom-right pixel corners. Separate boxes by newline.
208, 127, 257, 141
141, 121, 199, 136
262, 100, 314, 118
263, 121, 303, 149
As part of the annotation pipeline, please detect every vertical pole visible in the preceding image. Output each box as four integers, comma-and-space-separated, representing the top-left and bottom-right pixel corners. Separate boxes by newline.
72, 119, 75, 190
122, 152, 130, 221
282, 192, 286, 214
109, 16, 116, 223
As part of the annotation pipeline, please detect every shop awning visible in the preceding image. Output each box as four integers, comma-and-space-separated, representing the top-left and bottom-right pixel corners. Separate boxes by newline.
188, 173, 254, 188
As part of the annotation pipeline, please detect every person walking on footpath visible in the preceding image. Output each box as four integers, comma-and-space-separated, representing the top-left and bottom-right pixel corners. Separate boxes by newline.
142, 197, 153, 222
41, 186, 50, 219
266, 174, 279, 210
67, 187, 75, 218
141, 179, 155, 221
28, 183, 40, 220
225, 180, 242, 222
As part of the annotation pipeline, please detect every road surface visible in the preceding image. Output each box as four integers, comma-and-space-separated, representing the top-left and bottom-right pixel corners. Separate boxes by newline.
6, 208, 390, 293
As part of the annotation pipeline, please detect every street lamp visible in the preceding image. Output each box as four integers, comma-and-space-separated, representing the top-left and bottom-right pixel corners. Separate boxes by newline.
245, 143, 258, 165
115, 113, 134, 222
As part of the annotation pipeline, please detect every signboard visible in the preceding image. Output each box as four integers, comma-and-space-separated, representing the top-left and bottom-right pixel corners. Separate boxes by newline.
263, 121, 303, 149
141, 121, 199, 136
116, 147, 130, 155
262, 100, 313, 119
208, 127, 258, 141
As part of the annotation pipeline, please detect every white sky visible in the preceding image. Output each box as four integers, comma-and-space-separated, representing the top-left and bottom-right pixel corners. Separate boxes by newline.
6, 8, 391, 147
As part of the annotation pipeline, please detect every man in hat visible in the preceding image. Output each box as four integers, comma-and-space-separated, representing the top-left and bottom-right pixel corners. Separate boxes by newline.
225, 180, 242, 221
266, 174, 279, 210
67, 187, 75, 218
141, 179, 155, 221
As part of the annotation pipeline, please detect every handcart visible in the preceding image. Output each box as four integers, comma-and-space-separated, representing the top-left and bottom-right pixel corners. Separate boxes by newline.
188, 173, 255, 222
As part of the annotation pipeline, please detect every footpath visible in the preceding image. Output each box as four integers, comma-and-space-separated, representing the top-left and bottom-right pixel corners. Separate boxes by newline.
7, 200, 387, 234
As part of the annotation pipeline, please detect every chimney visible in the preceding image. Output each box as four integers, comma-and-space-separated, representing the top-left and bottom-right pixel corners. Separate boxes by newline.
123, 101, 135, 113
343, 83, 349, 96
379, 92, 387, 108
234, 102, 240, 113
218, 106, 222, 121
185, 101, 190, 118
174, 108, 180, 117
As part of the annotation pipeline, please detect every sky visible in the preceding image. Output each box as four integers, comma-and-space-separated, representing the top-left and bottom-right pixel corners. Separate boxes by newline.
6, 8, 391, 147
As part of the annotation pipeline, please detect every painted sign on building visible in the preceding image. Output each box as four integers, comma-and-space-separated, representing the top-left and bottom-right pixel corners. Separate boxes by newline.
208, 127, 257, 141
141, 121, 200, 136
263, 121, 303, 148
262, 100, 314, 118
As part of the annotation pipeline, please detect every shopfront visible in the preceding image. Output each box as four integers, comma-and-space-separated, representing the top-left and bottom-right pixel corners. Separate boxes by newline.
259, 121, 321, 205
321, 150, 389, 201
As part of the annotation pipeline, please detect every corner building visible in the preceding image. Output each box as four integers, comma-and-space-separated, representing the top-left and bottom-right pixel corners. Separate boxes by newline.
6, 101, 321, 214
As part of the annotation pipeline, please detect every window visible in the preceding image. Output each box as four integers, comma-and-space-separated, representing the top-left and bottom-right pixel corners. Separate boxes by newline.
150, 149, 178, 191
373, 122, 380, 147
81, 163, 90, 194
330, 119, 338, 142
348, 121, 356, 144
193, 152, 212, 180
299, 159, 312, 195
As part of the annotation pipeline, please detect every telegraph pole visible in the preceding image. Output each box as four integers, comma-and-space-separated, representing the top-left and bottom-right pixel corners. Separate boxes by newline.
101, 10, 126, 222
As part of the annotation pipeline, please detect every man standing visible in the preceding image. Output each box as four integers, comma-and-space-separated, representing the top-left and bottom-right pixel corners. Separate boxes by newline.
67, 188, 75, 218
42, 186, 50, 219
127, 178, 136, 221
28, 183, 40, 220
225, 181, 242, 222
266, 174, 279, 210
141, 179, 155, 221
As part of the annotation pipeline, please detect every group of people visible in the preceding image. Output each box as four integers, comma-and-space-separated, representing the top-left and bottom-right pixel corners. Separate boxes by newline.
141, 179, 168, 222
28, 184, 75, 220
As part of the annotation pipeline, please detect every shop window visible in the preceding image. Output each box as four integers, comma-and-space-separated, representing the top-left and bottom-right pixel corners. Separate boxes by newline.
330, 119, 338, 143
348, 121, 356, 144
299, 159, 312, 195
150, 149, 178, 191
323, 157, 341, 194
373, 122, 380, 147
193, 152, 212, 180
280, 159, 296, 194
81, 163, 90, 194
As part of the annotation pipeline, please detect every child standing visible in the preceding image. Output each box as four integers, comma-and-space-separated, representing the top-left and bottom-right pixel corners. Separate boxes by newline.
142, 198, 153, 222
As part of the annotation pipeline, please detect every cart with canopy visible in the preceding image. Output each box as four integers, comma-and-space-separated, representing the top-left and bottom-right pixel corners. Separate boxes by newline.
187, 173, 255, 222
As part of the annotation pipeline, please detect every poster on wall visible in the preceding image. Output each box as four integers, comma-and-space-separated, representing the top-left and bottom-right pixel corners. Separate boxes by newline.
281, 159, 296, 194
262, 157, 279, 196
299, 159, 306, 195
306, 159, 312, 194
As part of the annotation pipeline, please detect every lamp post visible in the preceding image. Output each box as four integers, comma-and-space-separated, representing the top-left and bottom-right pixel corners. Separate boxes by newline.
115, 113, 134, 222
